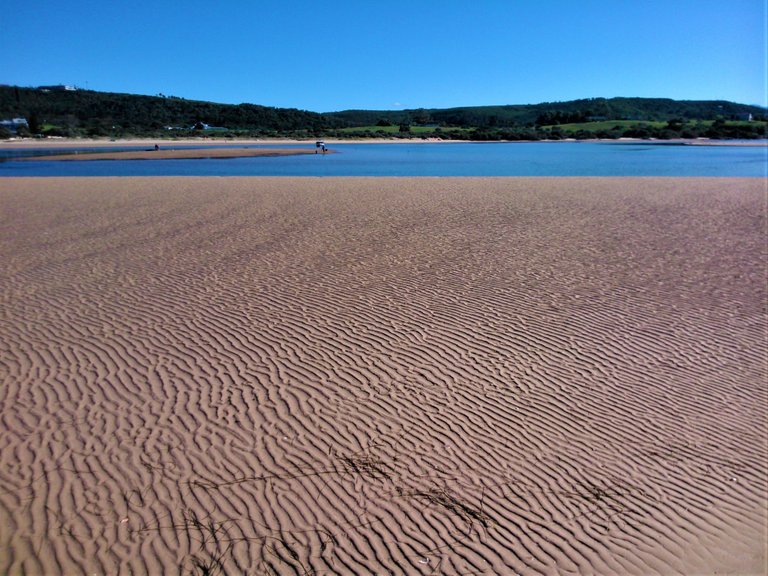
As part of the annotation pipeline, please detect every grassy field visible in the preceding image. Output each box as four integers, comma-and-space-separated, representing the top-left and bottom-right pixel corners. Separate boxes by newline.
543, 120, 763, 132
543, 120, 666, 131
340, 120, 765, 135
337, 125, 471, 135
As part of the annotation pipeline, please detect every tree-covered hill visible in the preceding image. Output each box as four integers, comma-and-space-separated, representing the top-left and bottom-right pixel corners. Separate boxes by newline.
0, 85, 344, 137
0, 85, 764, 140
328, 97, 765, 128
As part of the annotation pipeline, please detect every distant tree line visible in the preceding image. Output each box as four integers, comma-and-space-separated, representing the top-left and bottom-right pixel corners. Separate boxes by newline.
0, 86, 764, 140
0, 86, 345, 138
459, 120, 766, 141
318, 122, 765, 142
329, 97, 765, 129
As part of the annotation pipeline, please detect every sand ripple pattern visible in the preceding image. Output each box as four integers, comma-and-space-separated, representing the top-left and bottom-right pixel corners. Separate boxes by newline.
1, 177, 765, 575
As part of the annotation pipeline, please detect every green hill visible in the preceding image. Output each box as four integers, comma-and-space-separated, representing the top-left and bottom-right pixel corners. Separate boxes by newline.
328, 97, 765, 128
0, 85, 764, 140
0, 85, 343, 138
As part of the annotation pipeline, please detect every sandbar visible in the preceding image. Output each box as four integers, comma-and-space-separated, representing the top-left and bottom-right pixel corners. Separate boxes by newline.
20, 146, 331, 161
0, 177, 765, 575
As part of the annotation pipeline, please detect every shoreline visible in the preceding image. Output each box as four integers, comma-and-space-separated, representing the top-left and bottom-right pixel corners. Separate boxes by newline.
19, 146, 334, 161
2, 136, 766, 149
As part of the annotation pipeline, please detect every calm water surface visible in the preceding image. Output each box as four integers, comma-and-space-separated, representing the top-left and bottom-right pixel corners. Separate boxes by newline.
0, 142, 765, 177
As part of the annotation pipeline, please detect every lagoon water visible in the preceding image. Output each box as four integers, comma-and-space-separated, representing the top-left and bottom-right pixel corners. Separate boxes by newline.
0, 141, 765, 177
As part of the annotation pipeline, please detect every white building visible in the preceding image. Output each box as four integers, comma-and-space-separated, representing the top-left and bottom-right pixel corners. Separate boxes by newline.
0, 118, 29, 133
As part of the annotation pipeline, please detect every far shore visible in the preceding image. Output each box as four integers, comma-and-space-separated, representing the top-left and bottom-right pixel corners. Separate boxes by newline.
2, 137, 765, 150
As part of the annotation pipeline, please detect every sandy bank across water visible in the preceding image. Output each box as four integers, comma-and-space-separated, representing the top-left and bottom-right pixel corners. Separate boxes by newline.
19, 147, 331, 161
0, 177, 765, 575
3, 137, 764, 150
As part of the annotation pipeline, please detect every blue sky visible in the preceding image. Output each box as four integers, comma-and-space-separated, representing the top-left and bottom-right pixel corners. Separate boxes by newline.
2, 0, 765, 112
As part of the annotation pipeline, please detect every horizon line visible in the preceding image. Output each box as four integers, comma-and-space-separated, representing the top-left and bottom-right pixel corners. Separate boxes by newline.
3, 83, 766, 113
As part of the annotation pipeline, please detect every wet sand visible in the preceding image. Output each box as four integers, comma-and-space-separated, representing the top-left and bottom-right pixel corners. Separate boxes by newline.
20, 147, 329, 161
1, 138, 315, 149
0, 177, 765, 575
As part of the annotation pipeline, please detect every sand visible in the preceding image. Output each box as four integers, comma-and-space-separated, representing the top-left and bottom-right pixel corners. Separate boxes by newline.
20, 147, 329, 161
1, 138, 310, 149
0, 138, 428, 150
2, 137, 765, 150
0, 177, 765, 575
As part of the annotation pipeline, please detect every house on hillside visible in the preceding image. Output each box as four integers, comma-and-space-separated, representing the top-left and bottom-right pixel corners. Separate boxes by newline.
37, 85, 77, 92
192, 122, 227, 131
734, 113, 753, 122
0, 118, 28, 133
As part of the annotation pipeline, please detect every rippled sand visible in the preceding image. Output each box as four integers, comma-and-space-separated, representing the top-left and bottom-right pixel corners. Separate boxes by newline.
1, 177, 765, 575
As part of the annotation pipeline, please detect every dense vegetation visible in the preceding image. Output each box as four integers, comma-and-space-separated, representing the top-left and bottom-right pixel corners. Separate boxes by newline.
0, 85, 765, 140
332, 98, 764, 127
0, 86, 344, 138
328, 98, 766, 140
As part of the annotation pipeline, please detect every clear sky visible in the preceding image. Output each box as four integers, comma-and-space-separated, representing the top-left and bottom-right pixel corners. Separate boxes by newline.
2, 0, 765, 112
